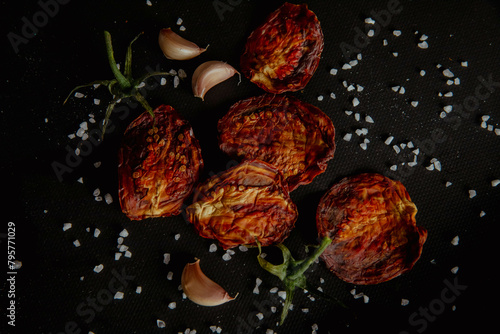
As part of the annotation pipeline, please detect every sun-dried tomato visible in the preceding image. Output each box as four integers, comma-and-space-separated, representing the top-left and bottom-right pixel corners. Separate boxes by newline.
186, 159, 298, 249
317, 173, 427, 285
218, 94, 335, 191
240, 2, 324, 93
118, 105, 203, 220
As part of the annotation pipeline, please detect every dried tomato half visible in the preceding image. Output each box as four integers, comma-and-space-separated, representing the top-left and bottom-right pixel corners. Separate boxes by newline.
218, 94, 335, 191
317, 173, 427, 285
118, 105, 203, 220
186, 159, 298, 249
240, 2, 324, 93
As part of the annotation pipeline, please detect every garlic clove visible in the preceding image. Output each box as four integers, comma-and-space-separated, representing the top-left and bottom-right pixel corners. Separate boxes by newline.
192, 61, 240, 100
158, 28, 206, 60
181, 259, 237, 306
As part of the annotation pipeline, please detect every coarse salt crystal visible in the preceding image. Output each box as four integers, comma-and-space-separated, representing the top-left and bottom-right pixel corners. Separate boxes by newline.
451, 235, 459, 246
345, 110, 353, 116
445, 181, 452, 187
360, 142, 368, 150
256, 313, 264, 320
157, 320, 166, 328
399, 86, 405, 94
117, 237, 123, 245
401, 299, 410, 306
385, 136, 394, 145
491, 179, 500, 187
173, 75, 180, 88
454, 77, 460, 85
411, 101, 419, 107
330, 92, 336, 99
420, 70, 426, 76
175, 233, 181, 240
222, 253, 232, 261
392, 52, 398, 57
209, 244, 217, 252
420, 34, 428, 41
461, 61, 468, 67
349, 59, 358, 67
93, 98, 100, 105
168, 302, 176, 309
74, 92, 84, 98
443, 69, 454, 78
94, 228, 101, 238
469, 189, 477, 198
329, 68, 338, 75
167, 271, 174, 280
163, 253, 171, 265
63, 223, 72, 231
176, 17, 183, 25
365, 17, 375, 24
136, 286, 142, 294
343, 133, 352, 141
363, 295, 370, 303
73, 240, 81, 247
93, 264, 104, 273
354, 113, 360, 121
278, 291, 287, 299
114, 291, 124, 299
347, 84, 355, 91
124, 250, 132, 258
390, 165, 397, 171
480, 211, 486, 217
119, 229, 129, 238
342, 63, 352, 70
352, 97, 360, 107
119, 245, 128, 252
365, 115, 374, 123
451, 266, 459, 274
391, 85, 400, 92
367, 29, 375, 37
179, 25, 186, 31
317, 95, 324, 101
418, 41, 428, 49
443, 105, 453, 113
104, 193, 113, 204
383, 39, 388, 46
357, 84, 364, 92
160, 77, 167, 85
393, 30, 402, 36
239, 245, 248, 252
115, 252, 122, 260
393, 145, 401, 154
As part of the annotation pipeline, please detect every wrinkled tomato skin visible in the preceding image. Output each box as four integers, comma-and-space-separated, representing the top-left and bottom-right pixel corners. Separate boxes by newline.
186, 159, 298, 250
317, 173, 427, 285
218, 94, 335, 191
240, 2, 324, 93
118, 105, 203, 220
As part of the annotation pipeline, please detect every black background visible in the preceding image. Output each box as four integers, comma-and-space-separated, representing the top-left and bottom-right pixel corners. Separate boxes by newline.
2, 0, 499, 333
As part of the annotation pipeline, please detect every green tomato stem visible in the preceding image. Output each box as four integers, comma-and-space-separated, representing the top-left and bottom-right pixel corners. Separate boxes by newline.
104, 31, 131, 90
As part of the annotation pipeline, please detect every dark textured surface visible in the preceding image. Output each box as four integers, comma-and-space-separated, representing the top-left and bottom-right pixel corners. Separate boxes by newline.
2, 0, 499, 333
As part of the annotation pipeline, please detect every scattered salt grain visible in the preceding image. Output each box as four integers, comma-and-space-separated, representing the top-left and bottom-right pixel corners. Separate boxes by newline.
454, 77, 460, 85
238, 245, 248, 252
390, 165, 397, 171
365, 115, 374, 123
146, 0, 152, 6
157, 319, 166, 328
343, 133, 352, 141
461, 61, 468, 67
393, 30, 402, 36
468, 189, 477, 198
124, 250, 132, 258
491, 179, 500, 187
173, 75, 180, 88
383, 39, 388, 46
94, 228, 101, 238
179, 26, 186, 32
256, 313, 264, 320
176, 17, 183, 25
357, 84, 364, 92
222, 253, 232, 261
443, 69, 454, 78
354, 113, 360, 121
401, 298, 410, 306
270, 287, 278, 293
168, 302, 177, 309
411, 101, 419, 107
73, 240, 81, 247
163, 253, 171, 265
115, 252, 122, 260
391, 85, 400, 92
342, 63, 352, 70
451, 235, 459, 246
63, 223, 72, 231
209, 244, 217, 252
114, 291, 124, 299
349, 59, 358, 67
360, 142, 368, 150
418, 41, 428, 49
480, 211, 486, 217
330, 92, 336, 99
104, 193, 113, 204
451, 266, 459, 274
444, 91, 453, 97
167, 271, 174, 280
178, 69, 187, 79
393, 145, 401, 154
352, 97, 360, 107
278, 291, 287, 300
420, 70, 426, 76
74, 92, 84, 98
363, 295, 370, 303
317, 95, 324, 101
93, 264, 104, 273
399, 86, 405, 94
119, 229, 129, 238
365, 17, 375, 24
136, 286, 142, 294
329, 68, 338, 75
392, 52, 399, 57
367, 29, 375, 37
175, 233, 181, 240
385, 136, 394, 145
443, 105, 453, 113
347, 84, 355, 91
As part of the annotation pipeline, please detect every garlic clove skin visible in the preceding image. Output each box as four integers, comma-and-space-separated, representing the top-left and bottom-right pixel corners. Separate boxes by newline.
192, 61, 240, 100
181, 259, 237, 306
158, 28, 206, 60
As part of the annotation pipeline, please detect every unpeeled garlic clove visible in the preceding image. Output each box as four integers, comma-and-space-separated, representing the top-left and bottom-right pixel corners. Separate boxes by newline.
181, 259, 237, 306
158, 28, 207, 60
192, 61, 240, 100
